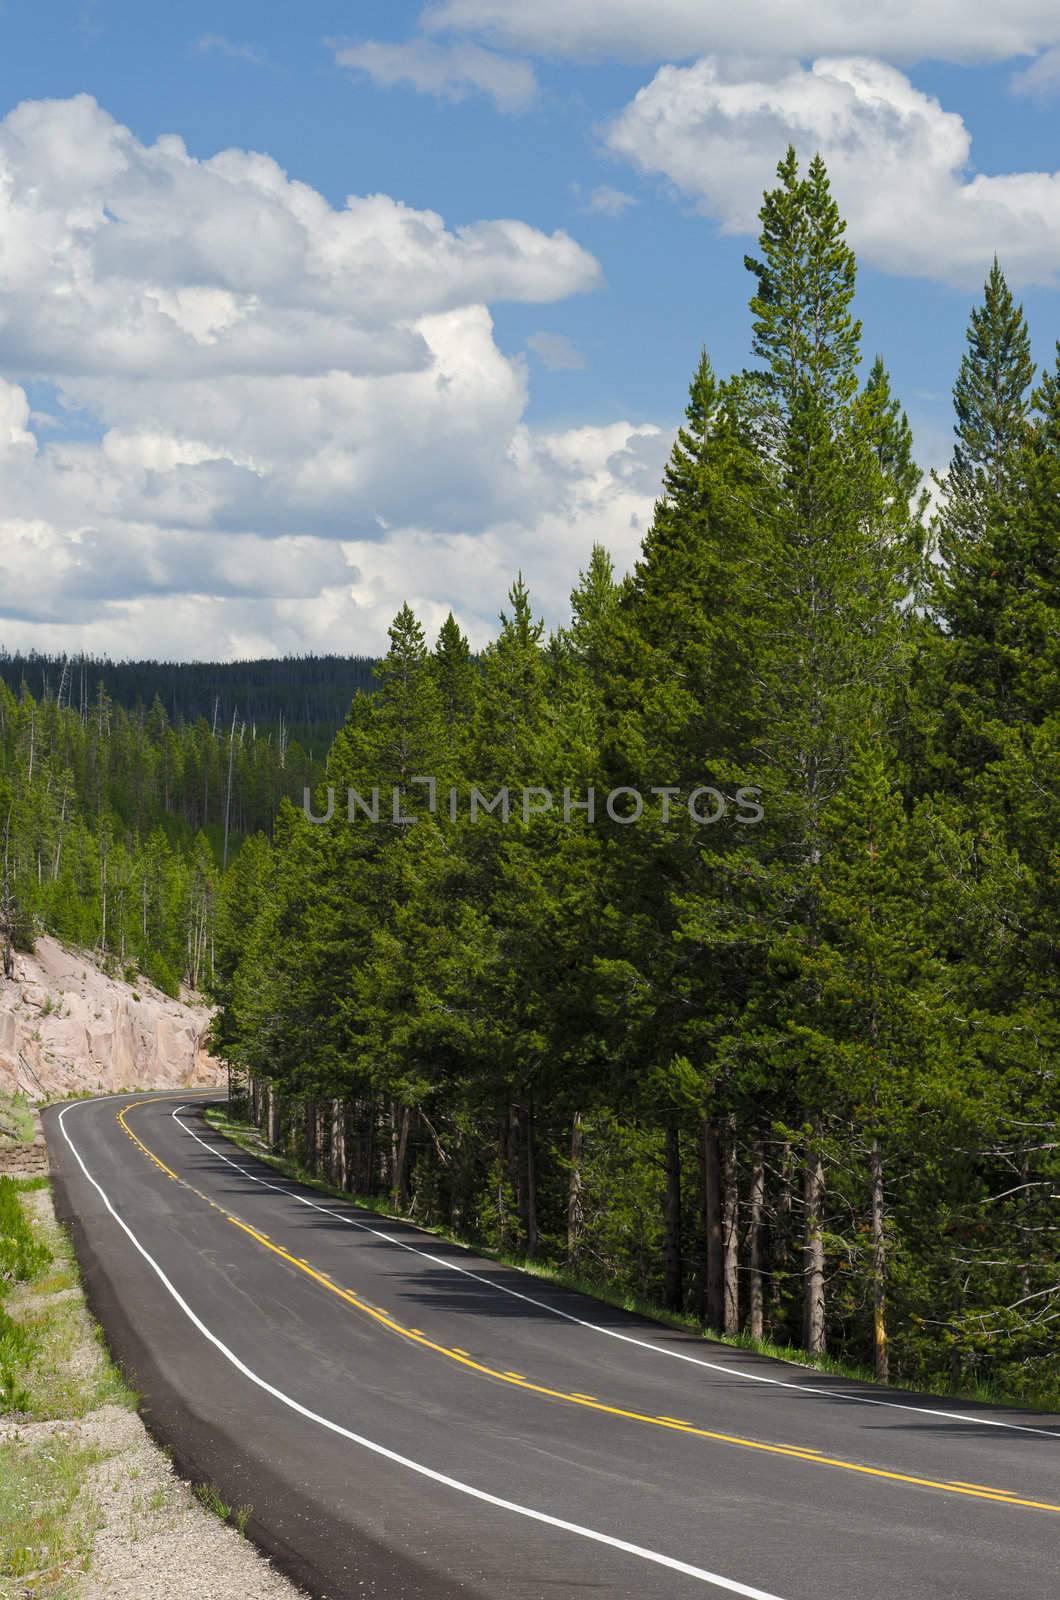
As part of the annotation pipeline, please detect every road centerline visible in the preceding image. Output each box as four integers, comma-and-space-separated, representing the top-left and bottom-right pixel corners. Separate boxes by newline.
55, 1094, 792, 1600
174, 1102, 1060, 1442
114, 1098, 1060, 1519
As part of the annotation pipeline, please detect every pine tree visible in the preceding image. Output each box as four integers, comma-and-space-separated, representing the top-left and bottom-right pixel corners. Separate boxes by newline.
432, 612, 477, 738
936, 258, 1034, 580
725, 148, 919, 1353
744, 148, 861, 413
856, 356, 922, 509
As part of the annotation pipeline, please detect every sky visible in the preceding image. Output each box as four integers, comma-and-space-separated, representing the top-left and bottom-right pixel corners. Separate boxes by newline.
1, 2, 1059, 660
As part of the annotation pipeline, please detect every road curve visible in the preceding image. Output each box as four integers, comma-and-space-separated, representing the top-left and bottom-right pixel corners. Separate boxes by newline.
44, 1091, 1059, 1600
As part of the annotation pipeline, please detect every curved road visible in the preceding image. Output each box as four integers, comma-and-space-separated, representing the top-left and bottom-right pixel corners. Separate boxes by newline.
44, 1092, 1059, 1600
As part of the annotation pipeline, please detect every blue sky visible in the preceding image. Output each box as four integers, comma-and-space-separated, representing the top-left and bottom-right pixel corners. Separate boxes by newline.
0, 3, 1058, 656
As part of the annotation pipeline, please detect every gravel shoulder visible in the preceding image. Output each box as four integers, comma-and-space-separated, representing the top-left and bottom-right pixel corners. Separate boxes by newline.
1, 1174, 306, 1600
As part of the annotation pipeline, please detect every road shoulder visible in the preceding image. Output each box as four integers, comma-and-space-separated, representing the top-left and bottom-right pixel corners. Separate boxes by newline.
2, 1144, 304, 1598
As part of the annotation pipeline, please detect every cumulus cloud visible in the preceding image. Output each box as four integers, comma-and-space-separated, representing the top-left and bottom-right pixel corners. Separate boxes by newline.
605, 55, 1060, 288
526, 331, 587, 370
420, 0, 1060, 65
333, 37, 537, 112
0, 97, 657, 658
0, 95, 597, 385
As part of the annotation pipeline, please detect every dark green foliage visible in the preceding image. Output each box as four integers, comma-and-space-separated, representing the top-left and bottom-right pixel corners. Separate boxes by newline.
936, 257, 1035, 576
175, 155, 1060, 1409
0, 651, 377, 755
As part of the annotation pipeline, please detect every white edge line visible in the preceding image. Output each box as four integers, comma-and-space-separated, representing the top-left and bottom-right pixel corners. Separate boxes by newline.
57, 1095, 786, 1600
174, 1103, 1060, 1442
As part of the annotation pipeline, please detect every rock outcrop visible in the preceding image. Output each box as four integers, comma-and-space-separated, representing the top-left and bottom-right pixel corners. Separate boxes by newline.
0, 936, 224, 1102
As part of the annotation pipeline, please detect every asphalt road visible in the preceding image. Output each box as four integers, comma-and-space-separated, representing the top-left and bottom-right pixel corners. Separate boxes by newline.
44, 1091, 1060, 1600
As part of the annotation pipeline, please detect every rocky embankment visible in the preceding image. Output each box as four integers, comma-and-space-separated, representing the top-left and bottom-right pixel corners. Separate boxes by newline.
0, 936, 224, 1110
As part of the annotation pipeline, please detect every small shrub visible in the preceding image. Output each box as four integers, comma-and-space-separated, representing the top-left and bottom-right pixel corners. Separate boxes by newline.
0, 1177, 52, 1285
144, 952, 180, 998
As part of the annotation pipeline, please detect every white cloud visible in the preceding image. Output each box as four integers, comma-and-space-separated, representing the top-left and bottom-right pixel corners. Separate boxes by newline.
0, 378, 36, 458
527, 331, 587, 370
0, 97, 659, 659
332, 38, 536, 112
585, 185, 638, 216
0, 95, 597, 386
196, 35, 265, 67
421, 0, 1060, 65
606, 55, 1060, 288
1011, 45, 1060, 99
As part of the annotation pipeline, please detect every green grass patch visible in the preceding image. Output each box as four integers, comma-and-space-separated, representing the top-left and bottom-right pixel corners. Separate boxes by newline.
193, 1480, 252, 1537
0, 1436, 107, 1596
1, 1182, 136, 1424
0, 1183, 135, 1596
205, 1102, 1050, 1414
0, 1175, 53, 1411
0, 1176, 52, 1287
0, 1094, 35, 1147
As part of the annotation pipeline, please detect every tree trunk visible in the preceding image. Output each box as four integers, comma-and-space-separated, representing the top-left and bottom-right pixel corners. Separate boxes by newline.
701, 1116, 724, 1331
508, 1103, 523, 1249
662, 1121, 683, 1312
267, 1085, 281, 1151
498, 1111, 510, 1248
870, 1137, 888, 1383
352, 1100, 369, 1192
316, 1101, 328, 1179
391, 1102, 411, 1210
330, 1099, 347, 1190
746, 1139, 765, 1342
305, 1098, 317, 1173
1018, 1147, 1032, 1301
567, 1111, 584, 1273
723, 1116, 740, 1336
802, 1140, 826, 1356
524, 1097, 539, 1258
222, 709, 237, 872
513, 1101, 537, 1257
770, 1140, 793, 1336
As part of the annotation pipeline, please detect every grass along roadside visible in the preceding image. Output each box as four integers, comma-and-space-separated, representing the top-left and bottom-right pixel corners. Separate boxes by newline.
0, 1095, 36, 1147
0, 1094, 48, 1184
1, 1177, 134, 1424
193, 1482, 253, 1537
203, 1102, 1048, 1415
0, 1169, 300, 1599
0, 1436, 108, 1598
1, 1172, 137, 1596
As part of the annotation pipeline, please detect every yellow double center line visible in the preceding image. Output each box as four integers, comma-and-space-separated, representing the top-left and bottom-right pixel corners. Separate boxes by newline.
117, 1099, 1060, 1517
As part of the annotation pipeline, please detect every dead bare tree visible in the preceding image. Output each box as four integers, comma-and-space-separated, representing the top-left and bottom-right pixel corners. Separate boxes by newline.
222, 708, 238, 871
2, 805, 17, 980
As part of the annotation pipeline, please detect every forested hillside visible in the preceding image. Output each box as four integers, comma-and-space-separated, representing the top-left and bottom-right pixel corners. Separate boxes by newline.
0, 684, 316, 995
191, 152, 1056, 1406
0, 652, 377, 754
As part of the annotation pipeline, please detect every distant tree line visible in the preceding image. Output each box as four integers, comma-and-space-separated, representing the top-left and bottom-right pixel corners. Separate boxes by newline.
210, 153, 1059, 1406
0, 651, 378, 757
0, 682, 317, 994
